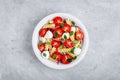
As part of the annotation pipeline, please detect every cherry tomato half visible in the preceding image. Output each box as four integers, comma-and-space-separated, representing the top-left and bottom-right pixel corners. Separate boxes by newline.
61, 54, 73, 64
38, 43, 45, 52
39, 28, 47, 37
53, 16, 62, 27
53, 28, 63, 38
64, 39, 74, 48
51, 51, 62, 61
75, 28, 84, 40
62, 24, 71, 32
51, 39, 61, 48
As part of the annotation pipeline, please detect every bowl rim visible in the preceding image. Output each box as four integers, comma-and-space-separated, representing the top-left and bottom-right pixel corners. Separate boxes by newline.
32, 13, 89, 69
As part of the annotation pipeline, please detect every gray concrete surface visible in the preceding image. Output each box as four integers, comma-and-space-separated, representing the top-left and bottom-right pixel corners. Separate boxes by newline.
0, 0, 120, 80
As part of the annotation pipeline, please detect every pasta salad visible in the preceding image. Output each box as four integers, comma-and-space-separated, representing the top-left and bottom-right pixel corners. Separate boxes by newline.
38, 16, 84, 64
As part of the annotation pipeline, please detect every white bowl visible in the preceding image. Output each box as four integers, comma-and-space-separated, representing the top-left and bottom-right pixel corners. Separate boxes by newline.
32, 13, 89, 69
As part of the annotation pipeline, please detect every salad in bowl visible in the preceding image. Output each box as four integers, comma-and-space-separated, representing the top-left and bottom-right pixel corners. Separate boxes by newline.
32, 13, 89, 69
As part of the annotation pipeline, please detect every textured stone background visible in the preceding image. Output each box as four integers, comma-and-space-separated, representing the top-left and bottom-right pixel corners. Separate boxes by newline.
0, 0, 120, 80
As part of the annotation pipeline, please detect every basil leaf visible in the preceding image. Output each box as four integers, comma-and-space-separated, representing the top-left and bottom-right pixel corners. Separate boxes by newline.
53, 54, 56, 59
46, 42, 50, 45
67, 59, 72, 62
70, 48, 75, 54
43, 53, 46, 57
64, 35, 67, 39
38, 40, 42, 45
73, 56, 77, 60
70, 31, 74, 36
74, 40, 79, 44
61, 22, 64, 27
71, 21, 75, 26
54, 32, 58, 37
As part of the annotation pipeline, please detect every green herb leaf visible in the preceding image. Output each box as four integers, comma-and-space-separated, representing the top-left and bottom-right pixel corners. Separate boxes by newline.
53, 54, 56, 59
54, 32, 58, 37
64, 35, 67, 39
46, 42, 50, 45
70, 31, 74, 36
73, 56, 77, 60
38, 40, 42, 45
70, 48, 75, 54
67, 59, 72, 62
74, 40, 79, 44
43, 53, 46, 57
71, 21, 75, 26
61, 22, 64, 27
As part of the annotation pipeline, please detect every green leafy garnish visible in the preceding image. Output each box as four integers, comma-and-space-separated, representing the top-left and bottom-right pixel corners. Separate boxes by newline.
67, 59, 72, 62
53, 54, 56, 59
54, 32, 58, 37
71, 21, 75, 26
64, 35, 67, 39
38, 40, 42, 45
70, 48, 75, 54
46, 42, 50, 45
73, 56, 77, 60
61, 22, 64, 27
43, 53, 46, 57
74, 40, 79, 44
70, 31, 74, 36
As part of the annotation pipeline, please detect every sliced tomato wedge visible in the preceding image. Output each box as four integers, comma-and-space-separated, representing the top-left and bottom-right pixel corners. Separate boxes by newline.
39, 28, 47, 37
51, 51, 62, 61
53, 28, 63, 38
53, 16, 62, 27
64, 39, 74, 48
38, 43, 45, 52
75, 28, 84, 40
51, 39, 61, 48
62, 24, 71, 32
61, 54, 73, 64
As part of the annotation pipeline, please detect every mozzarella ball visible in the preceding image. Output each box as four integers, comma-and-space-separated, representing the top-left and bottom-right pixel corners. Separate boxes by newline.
41, 51, 50, 59
74, 48, 81, 55
44, 30, 53, 38
62, 33, 69, 39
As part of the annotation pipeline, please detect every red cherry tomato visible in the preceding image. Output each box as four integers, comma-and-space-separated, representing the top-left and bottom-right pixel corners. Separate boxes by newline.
53, 28, 63, 38
39, 28, 47, 37
61, 54, 73, 64
64, 39, 74, 48
53, 16, 62, 27
51, 51, 62, 61
62, 24, 71, 32
75, 29, 84, 40
51, 40, 61, 48
38, 43, 45, 52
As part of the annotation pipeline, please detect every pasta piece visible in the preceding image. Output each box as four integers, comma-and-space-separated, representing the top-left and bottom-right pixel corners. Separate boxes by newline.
65, 18, 72, 26
48, 20, 53, 24
76, 27, 80, 32
58, 48, 72, 54
42, 23, 55, 28
48, 57, 57, 63
74, 40, 81, 48
78, 40, 82, 48
56, 37, 62, 41
46, 38, 52, 42
50, 47, 56, 55
45, 38, 52, 50
70, 33, 75, 41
